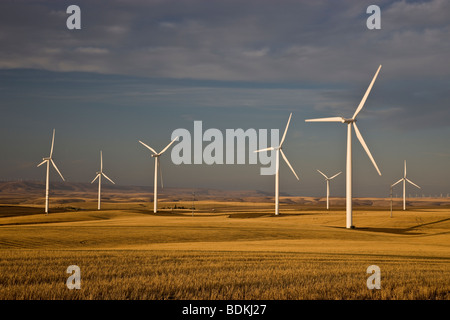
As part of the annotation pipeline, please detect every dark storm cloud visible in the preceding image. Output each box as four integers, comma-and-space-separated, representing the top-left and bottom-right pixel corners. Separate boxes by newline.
1, 0, 448, 83
1, 0, 449, 132
0, 0, 449, 195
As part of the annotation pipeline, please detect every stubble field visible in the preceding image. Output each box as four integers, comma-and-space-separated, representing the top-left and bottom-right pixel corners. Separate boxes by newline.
0, 198, 449, 300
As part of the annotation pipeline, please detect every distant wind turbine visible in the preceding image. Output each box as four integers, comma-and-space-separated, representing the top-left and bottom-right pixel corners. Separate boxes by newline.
91, 151, 115, 210
255, 113, 299, 216
305, 65, 382, 228
37, 129, 65, 214
391, 160, 421, 210
139, 136, 179, 213
317, 170, 341, 210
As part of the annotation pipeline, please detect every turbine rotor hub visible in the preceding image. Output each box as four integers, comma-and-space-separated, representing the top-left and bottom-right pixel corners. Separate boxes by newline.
343, 118, 355, 124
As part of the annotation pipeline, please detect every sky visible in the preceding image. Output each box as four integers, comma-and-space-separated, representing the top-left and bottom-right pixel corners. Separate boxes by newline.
0, 0, 449, 197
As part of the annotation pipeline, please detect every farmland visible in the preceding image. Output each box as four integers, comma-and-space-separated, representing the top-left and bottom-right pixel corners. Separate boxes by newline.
0, 191, 449, 300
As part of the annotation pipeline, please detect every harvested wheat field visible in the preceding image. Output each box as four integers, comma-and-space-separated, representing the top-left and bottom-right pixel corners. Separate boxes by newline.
0, 196, 449, 300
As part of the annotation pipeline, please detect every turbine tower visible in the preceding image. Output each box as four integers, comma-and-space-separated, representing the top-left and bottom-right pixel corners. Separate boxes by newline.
139, 136, 179, 213
255, 113, 299, 215
317, 170, 341, 210
391, 160, 421, 210
91, 151, 115, 210
37, 129, 65, 214
305, 65, 382, 228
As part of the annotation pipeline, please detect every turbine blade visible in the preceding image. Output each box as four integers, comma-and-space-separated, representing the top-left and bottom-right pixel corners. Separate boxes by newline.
254, 147, 275, 153
404, 160, 407, 178
91, 174, 100, 184
159, 159, 163, 189
159, 136, 179, 155
279, 113, 292, 147
352, 122, 381, 176
50, 129, 55, 158
139, 141, 158, 155
100, 151, 103, 172
50, 159, 65, 181
406, 178, 421, 189
329, 172, 342, 180
102, 172, 115, 184
305, 117, 344, 122
280, 149, 299, 180
352, 65, 382, 119
391, 178, 403, 188
37, 160, 47, 167
317, 169, 328, 179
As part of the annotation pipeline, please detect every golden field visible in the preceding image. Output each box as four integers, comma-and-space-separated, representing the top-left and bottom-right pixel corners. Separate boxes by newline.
0, 194, 449, 300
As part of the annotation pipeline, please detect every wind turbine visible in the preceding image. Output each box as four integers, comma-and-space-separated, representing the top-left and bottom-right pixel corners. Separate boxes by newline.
139, 136, 179, 213
255, 113, 299, 216
91, 151, 115, 210
37, 129, 65, 214
391, 160, 421, 210
317, 170, 341, 210
305, 65, 382, 228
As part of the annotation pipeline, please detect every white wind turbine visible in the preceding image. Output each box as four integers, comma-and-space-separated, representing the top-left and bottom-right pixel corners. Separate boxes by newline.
305, 65, 382, 228
139, 136, 179, 213
37, 129, 65, 214
91, 151, 115, 210
317, 170, 342, 210
391, 160, 421, 211
255, 113, 299, 216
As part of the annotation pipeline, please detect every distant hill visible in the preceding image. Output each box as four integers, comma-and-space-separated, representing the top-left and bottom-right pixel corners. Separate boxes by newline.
0, 180, 150, 194
0, 181, 449, 207
0, 180, 276, 203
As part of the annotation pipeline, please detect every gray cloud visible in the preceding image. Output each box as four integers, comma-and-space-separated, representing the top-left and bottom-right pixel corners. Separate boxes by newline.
0, 0, 448, 83
0, 0, 449, 195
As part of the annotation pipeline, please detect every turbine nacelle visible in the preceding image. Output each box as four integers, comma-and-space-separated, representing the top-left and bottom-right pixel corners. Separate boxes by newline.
254, 113, 299, 216
91, 151, 115, 210
317, 170, 342, 181
391, 160, 421, 211
139, 136, 179, 158
139, 136, 179, 213
317, 170, 341, 210
343, 118, 355, 124
37, 129, 65, 214
305, 65, 382, 228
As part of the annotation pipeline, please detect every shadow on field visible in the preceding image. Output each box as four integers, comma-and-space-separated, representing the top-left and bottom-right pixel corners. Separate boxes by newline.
228, 212, 315, 219
328, 225, 423, 235
228, 212, 272, 218
355, 217, 450, 235
328, 218, 450, 235
408, 217, 450, 229
0, 206, 43, 218
127, 209, 188, 217
0, 205, 85, 217
351, 227, 425, 235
